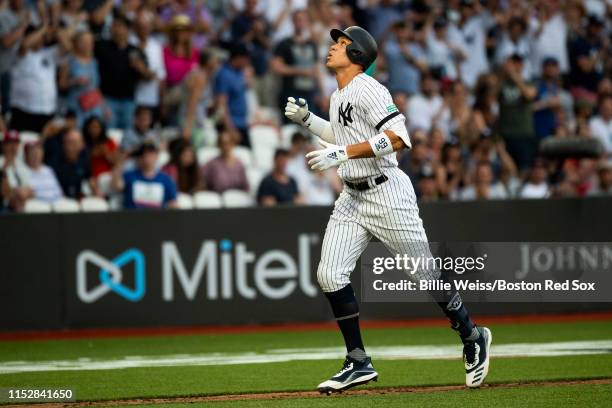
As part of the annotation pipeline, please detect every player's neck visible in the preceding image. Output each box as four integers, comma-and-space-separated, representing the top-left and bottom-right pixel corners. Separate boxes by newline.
335, 66, 363, 89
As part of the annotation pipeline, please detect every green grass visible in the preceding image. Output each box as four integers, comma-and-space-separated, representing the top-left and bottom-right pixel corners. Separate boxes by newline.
2, 320, 611, 362
0, 320, 610, 405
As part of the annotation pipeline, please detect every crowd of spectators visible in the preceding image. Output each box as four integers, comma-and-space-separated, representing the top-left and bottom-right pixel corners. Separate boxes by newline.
0, 0, 611, 213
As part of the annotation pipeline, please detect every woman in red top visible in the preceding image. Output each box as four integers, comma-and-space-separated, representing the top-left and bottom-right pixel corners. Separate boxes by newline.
82, 116, 117, 178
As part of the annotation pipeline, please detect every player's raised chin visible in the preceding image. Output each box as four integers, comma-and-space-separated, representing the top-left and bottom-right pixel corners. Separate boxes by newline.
326, 37, 353, 70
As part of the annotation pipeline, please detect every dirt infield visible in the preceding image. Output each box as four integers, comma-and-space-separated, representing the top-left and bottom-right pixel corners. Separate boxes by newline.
5, 378, 612, 407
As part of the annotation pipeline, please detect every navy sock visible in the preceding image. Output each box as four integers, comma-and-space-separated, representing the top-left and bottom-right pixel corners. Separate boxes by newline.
428, 274, 477, 340
324, 284, 365, 355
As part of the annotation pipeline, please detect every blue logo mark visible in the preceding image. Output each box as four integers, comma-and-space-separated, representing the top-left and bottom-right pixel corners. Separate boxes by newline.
220, 239, 233, 251
98, 249, 146, 302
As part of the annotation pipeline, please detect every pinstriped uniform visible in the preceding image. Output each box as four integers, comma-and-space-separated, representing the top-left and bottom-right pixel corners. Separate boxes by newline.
317, 73, 439, 292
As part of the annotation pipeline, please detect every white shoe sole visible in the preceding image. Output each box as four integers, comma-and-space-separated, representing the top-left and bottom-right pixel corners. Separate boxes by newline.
466, 327, 492, 388
318, 371, 379, 393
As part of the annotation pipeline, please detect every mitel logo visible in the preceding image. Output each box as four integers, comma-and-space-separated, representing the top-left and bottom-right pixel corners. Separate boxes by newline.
75, 234, 319, 303
76, 249, 146, 303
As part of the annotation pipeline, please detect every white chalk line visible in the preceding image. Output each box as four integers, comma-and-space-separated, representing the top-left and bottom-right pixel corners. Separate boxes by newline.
1, 340, 611, 374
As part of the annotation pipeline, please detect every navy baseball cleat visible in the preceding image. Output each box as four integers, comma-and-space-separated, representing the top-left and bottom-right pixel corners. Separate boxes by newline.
464, 327, 492, 387
317, 356, 378, 394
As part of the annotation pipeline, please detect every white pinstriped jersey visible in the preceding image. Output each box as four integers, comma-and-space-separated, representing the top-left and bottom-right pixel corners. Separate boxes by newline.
329, 73, 408, 181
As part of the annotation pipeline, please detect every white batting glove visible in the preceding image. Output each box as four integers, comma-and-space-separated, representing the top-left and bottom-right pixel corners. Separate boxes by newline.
284, 97, 312, 126
305, 138, 348, 171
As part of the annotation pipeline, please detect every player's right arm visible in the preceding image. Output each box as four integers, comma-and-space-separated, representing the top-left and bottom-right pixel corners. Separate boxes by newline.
284, 97, 335, 144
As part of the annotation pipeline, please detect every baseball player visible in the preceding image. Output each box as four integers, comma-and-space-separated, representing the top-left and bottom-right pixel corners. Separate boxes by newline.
284, 26, 492, 394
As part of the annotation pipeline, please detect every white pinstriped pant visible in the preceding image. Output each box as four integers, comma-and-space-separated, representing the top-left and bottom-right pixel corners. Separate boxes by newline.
317, 167, 439, 292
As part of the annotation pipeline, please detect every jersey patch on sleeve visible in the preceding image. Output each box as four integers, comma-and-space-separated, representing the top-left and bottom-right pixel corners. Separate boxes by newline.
386, 104, 399, 113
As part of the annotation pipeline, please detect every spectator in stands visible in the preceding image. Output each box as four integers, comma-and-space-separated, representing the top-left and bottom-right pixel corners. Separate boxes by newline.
530, 0, 569, 77
407, 73, 448, 132
301, 168, 341, 205
231, 0, 271, 80
425, 15, 464, 81
458, 161, 508, 200
1, 130, 32, 210
201, 128, 249, 193
162, 140, 202, 194
82, 116, 117, 178
112, 140, 177, 209
439, 140, 465, 199
131, 8, 166, 123
95, 13, 152, 131
0, 0, 30, 113
162, 14, 198, 109
569, 46, 603, 104
215, 43, 251, 147
59, 30, 103, 127
417, 166, 440, 202
495, 17, 532, 80
454, 0, 488, 89
366, 0, 403, 40
179, 50, 218, 141
533, 57, 563, 139
497, 54, 537, 170
384, 21, 427, 96
121, 106, 155, 155
51, 128, 96, 199
286, 132, 311, 191
24, 141, 63, 203
519, 158, 550, 199
159, 0, 213, 50
41, 112, 78, 169
10, 19, 72, 132
271, 10, 320, 121
257, 148, 302, 206
568, 14, 606, 103
588, 161, 612, 196
589, 94, 612, 155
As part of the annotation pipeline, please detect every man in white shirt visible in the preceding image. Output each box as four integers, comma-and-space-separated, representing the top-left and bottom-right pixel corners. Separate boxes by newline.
452, 0, 488, 88
0, 130, 33, 210
24, 141, 63, 203
530, 2, 569, 76
131, 9, 166, 118
589, 95, 612, 155
407, 73, 449, 133
519, 159, 550, 199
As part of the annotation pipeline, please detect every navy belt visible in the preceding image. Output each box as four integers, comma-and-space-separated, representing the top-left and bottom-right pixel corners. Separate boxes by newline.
344, 174, 388, 191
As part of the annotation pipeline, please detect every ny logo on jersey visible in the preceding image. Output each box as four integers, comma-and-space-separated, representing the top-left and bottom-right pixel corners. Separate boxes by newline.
338, 102, 354, 126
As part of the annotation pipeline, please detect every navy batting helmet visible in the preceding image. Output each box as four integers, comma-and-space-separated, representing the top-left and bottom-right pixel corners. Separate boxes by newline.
330, 26, 377, 71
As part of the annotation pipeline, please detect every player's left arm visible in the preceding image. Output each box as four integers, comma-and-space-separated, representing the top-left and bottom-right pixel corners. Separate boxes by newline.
306, 87, 410, 171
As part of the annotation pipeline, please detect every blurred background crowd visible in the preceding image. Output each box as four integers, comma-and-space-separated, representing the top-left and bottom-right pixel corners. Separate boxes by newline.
0, 0, 610, 213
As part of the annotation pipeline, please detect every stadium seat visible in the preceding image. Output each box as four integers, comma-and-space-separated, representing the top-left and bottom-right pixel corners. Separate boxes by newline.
252, 145, 275, 172
24, 199, 52, 213
197, 147, 220, 166
193, 191, 222, 209
52, 198, 80, 213
249, 125, 280, 150
233, 146, 253, 168
246, 167, 265, 196
200, 120, 218, 147
97, 172, 113, 196
281, 124, 303, 148
176, 193, 194, 209
107, 128, 124, 146
80, 197, 110, 212
222, 189, 254, 208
